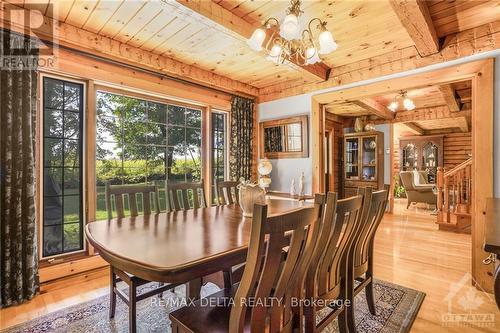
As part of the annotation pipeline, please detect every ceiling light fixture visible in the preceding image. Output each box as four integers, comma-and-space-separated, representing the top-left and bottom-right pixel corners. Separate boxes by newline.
388, 90, 415, 111
247, 0, 338, 66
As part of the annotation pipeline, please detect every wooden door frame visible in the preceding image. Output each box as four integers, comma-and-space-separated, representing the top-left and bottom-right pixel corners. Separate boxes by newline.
311, 58, 495, 292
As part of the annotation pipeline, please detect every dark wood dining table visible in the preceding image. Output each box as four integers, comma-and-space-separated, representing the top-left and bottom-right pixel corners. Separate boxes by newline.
85, 199, 309, 298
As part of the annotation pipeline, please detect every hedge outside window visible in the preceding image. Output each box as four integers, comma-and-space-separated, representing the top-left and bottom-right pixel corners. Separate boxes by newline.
95, 91, 202, 219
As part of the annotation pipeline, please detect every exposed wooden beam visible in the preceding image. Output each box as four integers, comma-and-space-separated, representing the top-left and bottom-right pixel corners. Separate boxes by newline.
392, 106, 471, 123
323, 111, 346, 124
402, 122, 425, 135
389, 0, 439, 56
457, 117, 469, 133
351, 98, 395, 120
0, 2, 258, 97
439, 84, 461, 111
175, 0, 330, 81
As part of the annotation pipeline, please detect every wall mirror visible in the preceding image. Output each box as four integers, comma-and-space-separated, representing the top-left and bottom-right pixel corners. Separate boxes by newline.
259, 115, 308, 159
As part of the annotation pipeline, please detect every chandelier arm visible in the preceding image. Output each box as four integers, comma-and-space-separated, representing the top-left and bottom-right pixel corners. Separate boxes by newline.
264, 30, 278, 53
307, 17, 324, 40
263, 17, 280, 29
301, 29, 313, 43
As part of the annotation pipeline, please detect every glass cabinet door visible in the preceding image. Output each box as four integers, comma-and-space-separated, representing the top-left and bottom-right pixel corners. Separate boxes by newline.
402, 143, 418, 171
422, 142, 438, 183
345, 137, 359, 179
362, 136, 377, 181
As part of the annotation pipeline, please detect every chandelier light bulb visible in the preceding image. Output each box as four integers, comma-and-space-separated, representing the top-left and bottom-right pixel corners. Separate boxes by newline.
388, 101, 398, 112
247, 27, 266, 51
280, 14, 300, 41
318, 30, 337, 54
269, 44, 282, 57
403, 97, 415, 110
267, 44, 283, 64
305, 46, 321, 65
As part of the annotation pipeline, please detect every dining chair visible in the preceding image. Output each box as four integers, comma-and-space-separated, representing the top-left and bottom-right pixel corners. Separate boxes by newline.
166, 180, 207, 211
303, 192, 364, 333
216, 180, 240, 205
344, 185, 389, 332
169, 199, 323, 333
215, 180, 242, 286
105, 182, 181, 333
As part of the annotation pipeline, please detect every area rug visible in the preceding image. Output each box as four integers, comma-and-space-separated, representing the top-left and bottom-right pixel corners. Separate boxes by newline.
2, 279, 424, 333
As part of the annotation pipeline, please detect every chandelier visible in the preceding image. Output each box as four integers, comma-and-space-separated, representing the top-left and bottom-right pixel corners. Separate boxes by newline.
388, 90, 416, 112
247, 0, 338, 66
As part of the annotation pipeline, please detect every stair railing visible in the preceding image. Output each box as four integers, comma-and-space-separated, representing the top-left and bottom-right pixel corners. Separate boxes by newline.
436, 158, 472, 224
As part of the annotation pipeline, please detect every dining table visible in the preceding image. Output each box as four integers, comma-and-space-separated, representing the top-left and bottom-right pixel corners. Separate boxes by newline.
85, 198, 310, 299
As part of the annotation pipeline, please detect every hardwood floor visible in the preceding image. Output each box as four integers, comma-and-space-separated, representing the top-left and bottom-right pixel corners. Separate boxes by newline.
0, 199, 498, 332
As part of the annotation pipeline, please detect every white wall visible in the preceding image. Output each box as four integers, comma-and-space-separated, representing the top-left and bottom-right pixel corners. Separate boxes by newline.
258, 50, 500, 196
258, 94, 314, 194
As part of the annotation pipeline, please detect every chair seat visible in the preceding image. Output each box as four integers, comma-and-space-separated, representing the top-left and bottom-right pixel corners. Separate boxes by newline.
169, 286, 252, 333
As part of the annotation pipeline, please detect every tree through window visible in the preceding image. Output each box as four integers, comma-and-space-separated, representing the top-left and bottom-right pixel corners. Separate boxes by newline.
95, 92, 202, 218
42, 77, 84, 257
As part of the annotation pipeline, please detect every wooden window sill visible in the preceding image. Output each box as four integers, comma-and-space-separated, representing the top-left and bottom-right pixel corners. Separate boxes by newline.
39, 254, 108, 283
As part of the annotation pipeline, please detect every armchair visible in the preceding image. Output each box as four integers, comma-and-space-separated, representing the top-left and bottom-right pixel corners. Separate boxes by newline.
399, 171, 437, 209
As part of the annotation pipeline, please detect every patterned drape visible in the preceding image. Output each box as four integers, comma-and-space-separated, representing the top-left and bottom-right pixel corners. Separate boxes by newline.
229, 96, 254, 181
0, 29, 39, 307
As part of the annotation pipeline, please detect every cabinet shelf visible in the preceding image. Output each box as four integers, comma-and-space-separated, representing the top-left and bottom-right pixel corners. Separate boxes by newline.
343, 131, 384, 198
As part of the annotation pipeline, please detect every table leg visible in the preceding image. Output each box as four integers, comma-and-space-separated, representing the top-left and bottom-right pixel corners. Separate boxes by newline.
187, 278, 202, 300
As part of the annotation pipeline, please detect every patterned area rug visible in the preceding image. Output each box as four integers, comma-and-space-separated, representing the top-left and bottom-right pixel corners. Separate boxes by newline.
2, 279, 424, 333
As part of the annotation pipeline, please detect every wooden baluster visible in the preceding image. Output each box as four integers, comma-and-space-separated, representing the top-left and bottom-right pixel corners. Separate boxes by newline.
457, 170, 463, 207
453, 174, 457, 212
465, 164, 471, 212
443, 171, 449, 223
437, 167, 444, 221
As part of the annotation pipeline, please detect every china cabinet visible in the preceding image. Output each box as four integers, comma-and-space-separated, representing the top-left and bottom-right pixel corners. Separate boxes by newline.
343, 131, 384, 198
399, 135, 443, 183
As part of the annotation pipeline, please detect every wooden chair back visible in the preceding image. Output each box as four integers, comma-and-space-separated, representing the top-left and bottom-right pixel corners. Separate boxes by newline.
105, 183, 160, 219
167, 180, 207, 211
216, 180, 240, 205
306, 193, 364, 300
354, 186, 389, 272
229, 198, 323, 333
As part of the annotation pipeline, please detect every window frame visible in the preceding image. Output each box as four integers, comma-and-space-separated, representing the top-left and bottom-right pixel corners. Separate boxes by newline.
211, 110, 230, 180
39, 73, 87, 260
210, 110, 230, 203
93, 85, 214, 211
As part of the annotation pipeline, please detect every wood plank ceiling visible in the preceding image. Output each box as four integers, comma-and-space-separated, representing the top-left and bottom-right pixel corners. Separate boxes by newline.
325, 79, 472, 134
11, 0, 500, 95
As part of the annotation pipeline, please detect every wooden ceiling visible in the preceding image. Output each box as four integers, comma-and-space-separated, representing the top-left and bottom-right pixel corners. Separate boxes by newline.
8, 0, 499, 96
428, 0, 500, 37
325, 79, 472, 135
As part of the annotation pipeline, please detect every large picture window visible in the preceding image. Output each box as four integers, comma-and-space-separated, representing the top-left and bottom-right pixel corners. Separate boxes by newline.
95, 91, 202, 218
42, 77, 84, 257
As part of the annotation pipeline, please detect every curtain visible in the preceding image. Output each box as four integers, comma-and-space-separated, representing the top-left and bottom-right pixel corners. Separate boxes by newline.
229, 96, 254, 181
0, 29, 39, 307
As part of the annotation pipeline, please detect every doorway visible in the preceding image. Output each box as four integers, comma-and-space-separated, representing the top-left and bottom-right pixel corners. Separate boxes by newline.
310, 59, 494, 292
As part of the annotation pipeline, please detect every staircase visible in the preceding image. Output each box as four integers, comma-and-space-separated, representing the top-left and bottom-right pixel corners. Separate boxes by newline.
435, 158, 472, 233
